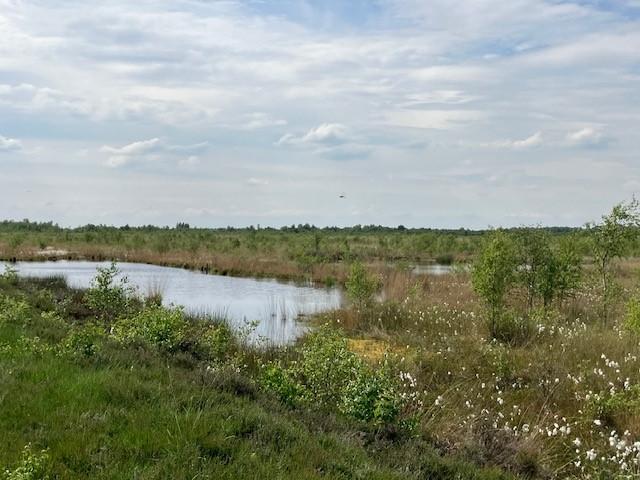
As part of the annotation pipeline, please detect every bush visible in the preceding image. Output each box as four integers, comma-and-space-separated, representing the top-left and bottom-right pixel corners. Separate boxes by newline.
112, 305, 186, 352
488, 311, 534, 346
62, 323, 106, 358
261, 326, 407, 425
472, 231, 517, 330
0, 296, 30, 326
199, 324, 233, 359
345, 262, 381, 309
340, 360, 401, 424
2, 444, 49, 480
296, 327, 362, 406
588, 386, 640, 429
84, 262, 137, 323
0, 264, 19, 286
624, 296, 640, 335
261, 361, 303, 407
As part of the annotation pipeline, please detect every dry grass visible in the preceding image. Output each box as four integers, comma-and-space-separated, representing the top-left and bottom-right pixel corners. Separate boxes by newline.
319, 265, 640, 478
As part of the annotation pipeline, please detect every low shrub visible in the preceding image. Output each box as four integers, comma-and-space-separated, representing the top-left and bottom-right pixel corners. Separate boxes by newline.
198, 323, 233, 359
112, 305, 186, 352
0, 264, 19, 286
0, 295, 31, 326
261, 326, 408, 426
488, 311, 534, 346
84, 262, 138, 323
624, 296, 640, 335
260, 361, 303, 407
2, 444, 50, 480
62, 323, 106, 358
588, 386, 640, 429
340, 360, 401, 423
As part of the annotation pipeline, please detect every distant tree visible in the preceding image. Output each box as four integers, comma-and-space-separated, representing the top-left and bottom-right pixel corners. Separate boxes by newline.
587, 199, 640, 324
472, 230, 518, 330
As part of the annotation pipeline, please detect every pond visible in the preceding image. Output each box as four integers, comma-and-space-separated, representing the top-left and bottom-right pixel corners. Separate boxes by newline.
1, 261, 343, 345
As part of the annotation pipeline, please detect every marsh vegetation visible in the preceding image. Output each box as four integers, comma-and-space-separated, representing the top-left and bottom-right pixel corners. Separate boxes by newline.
2, 201, 640, 479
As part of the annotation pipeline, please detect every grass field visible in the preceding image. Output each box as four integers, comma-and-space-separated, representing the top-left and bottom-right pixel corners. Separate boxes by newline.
0, 274, 511, 479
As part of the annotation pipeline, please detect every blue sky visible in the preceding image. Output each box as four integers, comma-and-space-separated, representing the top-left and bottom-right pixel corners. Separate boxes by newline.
1, 0, 639, 228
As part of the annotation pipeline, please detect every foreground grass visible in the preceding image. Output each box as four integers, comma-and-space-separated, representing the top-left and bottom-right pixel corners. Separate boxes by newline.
0, 277, 510, 479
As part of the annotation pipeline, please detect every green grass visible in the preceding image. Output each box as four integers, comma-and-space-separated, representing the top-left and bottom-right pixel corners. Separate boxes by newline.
0, 278, 512, 479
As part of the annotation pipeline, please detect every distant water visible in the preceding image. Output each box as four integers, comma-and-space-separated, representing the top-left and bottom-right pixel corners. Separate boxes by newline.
412, 264, 455, 275
1, 261, 343, 345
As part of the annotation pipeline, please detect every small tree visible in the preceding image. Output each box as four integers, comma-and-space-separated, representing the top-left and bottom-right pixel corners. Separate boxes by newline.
553, 236, 582, 305
587, 200, 640, 324
472, 230, 518, 332
345, 262, 381, 310
515, 229, 583, 311
85, 262, 137, 324
514, 228, 553, 311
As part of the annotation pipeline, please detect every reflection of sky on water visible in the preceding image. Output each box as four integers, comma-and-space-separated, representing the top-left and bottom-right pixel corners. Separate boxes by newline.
2, 261, 343, 345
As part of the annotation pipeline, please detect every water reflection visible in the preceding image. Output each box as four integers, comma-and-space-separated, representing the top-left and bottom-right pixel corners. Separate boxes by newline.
1, 261, 342, 345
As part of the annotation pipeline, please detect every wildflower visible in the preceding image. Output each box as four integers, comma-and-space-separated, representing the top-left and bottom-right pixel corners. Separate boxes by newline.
593, 419, 602, 426
573, 438, 582, 447
586, 449, 597, 461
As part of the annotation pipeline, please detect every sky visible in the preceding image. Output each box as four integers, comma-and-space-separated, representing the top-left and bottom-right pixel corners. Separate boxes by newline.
1, 0, 639, 228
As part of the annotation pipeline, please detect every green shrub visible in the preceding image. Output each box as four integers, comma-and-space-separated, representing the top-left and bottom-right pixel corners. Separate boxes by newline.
488, 311, 534, 346
0, 264, 19, 286
0, 336, 52, 358
84, 262, 137, 323
472, 231, 517, 331
199, 324, 233, 359
2, 444, 49, 480
588, 386, 640, 429
340, 360, 401, 424
62, 323, 106, 358
296, 326, 362, 407
112, 305, 186, 352
345, 262, 381, 309
0, 296, 30, 326
624, 296, 640, 335
261, 361, 303, 407
261, 326, 406, 425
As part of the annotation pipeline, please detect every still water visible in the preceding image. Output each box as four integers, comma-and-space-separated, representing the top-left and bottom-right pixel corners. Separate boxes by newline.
1, 261, 343, 345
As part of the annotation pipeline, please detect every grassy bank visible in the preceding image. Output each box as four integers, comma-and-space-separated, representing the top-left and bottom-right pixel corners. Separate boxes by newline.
0, 272, 511, 480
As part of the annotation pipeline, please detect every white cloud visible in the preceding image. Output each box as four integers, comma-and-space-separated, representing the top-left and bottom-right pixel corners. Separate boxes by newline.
566, 127, 608, 147
101, 138, 161, 157
241, 112, 287, 130
277, 123, 350, 146
481, 132, 543, 150
101, 138, 208, 167
0, 135, 22, 152
178, 155, 200, 168
247, 177, 269, 186
399, 90, 477, 107
384, 110, 483, 130
2, 0, 640, 227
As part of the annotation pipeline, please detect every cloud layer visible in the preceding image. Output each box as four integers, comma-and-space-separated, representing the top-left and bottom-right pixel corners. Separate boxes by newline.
1, 0, 639, 227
